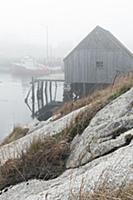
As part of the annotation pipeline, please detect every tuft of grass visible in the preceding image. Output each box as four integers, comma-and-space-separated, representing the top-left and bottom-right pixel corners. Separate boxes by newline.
108, 85, 131, 101
89, 184, 133, 200
89, 183, 133, 200
69, 181, 133, 200
0, 137, 70, 191
1, 127, 29, 146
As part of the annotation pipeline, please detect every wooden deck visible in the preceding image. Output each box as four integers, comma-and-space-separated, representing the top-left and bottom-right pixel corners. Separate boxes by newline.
33, 73, 65, 82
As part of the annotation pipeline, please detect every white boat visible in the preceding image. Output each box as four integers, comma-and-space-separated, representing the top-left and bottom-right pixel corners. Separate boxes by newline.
12, 56, 50, 77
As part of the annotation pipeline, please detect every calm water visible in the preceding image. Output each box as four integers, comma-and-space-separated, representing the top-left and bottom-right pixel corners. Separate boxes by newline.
0, 73, 32, 141
0, 72, 64, 141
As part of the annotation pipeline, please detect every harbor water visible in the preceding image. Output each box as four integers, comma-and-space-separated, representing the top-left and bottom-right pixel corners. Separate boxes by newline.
0, 72, 64, 141
0, 73, 32, 141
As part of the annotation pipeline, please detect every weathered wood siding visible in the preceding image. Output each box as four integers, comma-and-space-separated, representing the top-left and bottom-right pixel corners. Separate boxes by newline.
64, 49, 133, 84
64, 26, 133, 84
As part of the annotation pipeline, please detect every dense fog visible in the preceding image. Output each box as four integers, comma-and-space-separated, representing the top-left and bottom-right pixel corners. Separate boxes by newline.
0, 0, 133, 63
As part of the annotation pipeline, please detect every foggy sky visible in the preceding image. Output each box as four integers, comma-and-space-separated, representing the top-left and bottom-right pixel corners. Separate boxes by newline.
0, 0, 133, 58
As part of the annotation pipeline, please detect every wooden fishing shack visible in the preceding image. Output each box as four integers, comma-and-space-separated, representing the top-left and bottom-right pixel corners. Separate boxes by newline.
63, 26, 133, 99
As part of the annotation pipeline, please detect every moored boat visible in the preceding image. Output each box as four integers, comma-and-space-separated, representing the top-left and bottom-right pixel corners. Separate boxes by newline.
12, 56, 50, 77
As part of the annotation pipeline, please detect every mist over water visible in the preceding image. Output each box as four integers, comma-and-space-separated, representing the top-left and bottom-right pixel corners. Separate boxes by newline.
0, 73, 32, 141
0, 72, 64, 141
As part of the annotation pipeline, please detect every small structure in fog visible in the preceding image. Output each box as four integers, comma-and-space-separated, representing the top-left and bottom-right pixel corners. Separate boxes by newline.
64, 26, 133, 99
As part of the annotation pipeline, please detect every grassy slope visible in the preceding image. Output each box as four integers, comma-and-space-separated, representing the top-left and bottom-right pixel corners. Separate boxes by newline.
56, 72, 133, 117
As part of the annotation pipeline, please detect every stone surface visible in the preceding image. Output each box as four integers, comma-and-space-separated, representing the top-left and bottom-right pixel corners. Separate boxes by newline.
66, 88, 133, 168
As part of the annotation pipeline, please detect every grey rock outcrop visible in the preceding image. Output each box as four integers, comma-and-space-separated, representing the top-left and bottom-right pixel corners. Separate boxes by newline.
66, 88, 133, 168
1, 131, 133, 200
0, 88, 133, 200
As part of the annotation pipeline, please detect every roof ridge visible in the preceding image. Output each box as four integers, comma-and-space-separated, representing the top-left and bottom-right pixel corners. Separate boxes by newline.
64, 27, 96, 60
64, 26, 133, 60
97, 27, 133, 57
106, 31, 133, 57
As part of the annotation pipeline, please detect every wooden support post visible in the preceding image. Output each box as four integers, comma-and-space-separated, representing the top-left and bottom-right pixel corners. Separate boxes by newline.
24, 87, 32, 112
49, 81, 52, 102
54, 81, 57, 101
45, 81, 48, 104
37, 81, 41, 110
25, 87, 31, 104
40, 81, 44, 108
83, 82, 86, 97
31, 77, 35, 118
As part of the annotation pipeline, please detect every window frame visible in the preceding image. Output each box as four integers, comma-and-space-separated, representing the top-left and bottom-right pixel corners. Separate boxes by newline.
96, 61, 104, 69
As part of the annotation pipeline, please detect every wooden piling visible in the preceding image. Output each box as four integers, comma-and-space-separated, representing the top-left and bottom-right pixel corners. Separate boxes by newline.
83, 82, 86, 97
31, 77, 35, 118
54, 81, 57, 101
45, 81, 48, 104
40, 81, 44, 108
49, 81, 52, 102
26, 75, 64, 120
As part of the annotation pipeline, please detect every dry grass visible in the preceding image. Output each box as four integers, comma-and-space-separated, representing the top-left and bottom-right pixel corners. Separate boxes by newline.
0, 137, 70, 191
88, 184, 133, 200
56, 72, 133, 117
1, 126, 29, 146
69, 181, 133, 200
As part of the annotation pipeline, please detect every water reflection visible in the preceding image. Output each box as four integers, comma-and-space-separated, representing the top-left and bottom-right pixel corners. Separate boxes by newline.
0, 73, 32, 141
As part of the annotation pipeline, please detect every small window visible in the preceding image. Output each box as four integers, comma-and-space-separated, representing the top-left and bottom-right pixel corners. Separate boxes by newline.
96, 61, 103, 68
